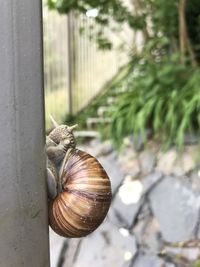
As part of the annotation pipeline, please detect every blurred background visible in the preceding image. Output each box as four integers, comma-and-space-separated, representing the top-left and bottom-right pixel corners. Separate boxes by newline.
43, 0, 200, 267
43, 0, 132, 129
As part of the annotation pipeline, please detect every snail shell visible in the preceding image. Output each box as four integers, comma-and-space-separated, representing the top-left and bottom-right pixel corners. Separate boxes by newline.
49, 148, 112, 238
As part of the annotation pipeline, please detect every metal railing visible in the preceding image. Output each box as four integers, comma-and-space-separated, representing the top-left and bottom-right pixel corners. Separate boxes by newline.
43, 5, 132, 128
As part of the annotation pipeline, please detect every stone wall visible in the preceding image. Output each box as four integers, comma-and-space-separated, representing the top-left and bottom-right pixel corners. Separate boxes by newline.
52, 138, 200, 267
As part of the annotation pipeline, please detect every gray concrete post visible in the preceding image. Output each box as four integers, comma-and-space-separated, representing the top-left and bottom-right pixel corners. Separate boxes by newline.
0, 1, 50, 266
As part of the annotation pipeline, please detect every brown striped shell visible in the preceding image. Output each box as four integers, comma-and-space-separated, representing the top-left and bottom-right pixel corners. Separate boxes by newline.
49, 148, 112, 238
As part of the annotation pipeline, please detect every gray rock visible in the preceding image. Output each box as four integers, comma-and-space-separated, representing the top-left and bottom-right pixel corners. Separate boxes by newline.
141, 218, 163, 253
133, 203, 164, 253
155, 149, 177, 175
172, 150, 196, 176
163, 246, 200, 262
108, 189, 142, 228
62, 239, 82, 267
49, 228, 66, 267
108, 172, 163, 228
95, 140, 113, 157
118, 147, 140, 177
189, 166, 200, 192
109, 177, 144, 228
165, 263, 176, 267
149, 176, 200, 242
89, 137, 101, 147
81, 139, 113, 158
142, 172, 163, 193
184, 133, 198, 145
70, 221, 137, 267
133, 204, 151, 241
133, 218, 149, 245
156, 147, 196, 176
139, 150, 156, 174
132, 252, 165, 267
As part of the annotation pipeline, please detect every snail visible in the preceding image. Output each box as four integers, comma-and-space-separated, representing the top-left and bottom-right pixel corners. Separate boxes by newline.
46, 117, 112, 238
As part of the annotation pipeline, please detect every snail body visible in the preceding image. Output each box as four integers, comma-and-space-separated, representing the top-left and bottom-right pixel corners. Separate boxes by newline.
46, 121, 112, 238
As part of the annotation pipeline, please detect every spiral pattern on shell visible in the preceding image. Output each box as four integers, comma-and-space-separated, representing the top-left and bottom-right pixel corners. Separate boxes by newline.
49, 149, 112, 238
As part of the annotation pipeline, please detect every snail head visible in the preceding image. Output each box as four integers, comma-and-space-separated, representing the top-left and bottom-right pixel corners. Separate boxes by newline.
49, 124, 78, 149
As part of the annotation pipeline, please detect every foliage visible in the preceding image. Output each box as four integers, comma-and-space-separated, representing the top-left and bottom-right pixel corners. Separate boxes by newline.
47, 0, 144, 50
47, 0, 200, 60
46, 0, 200, 60
110, 56, 200, 150
47, 0, 144, 28
106, 0, 200, 149
48, 0, 200, 149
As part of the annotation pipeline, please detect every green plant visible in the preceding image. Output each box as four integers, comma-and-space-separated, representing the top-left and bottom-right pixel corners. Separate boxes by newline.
47, 0, 144, 50
47, 0, 200, 150
194, 260, 200, 267
110, 56, 200, 150
46, 0, 199, 59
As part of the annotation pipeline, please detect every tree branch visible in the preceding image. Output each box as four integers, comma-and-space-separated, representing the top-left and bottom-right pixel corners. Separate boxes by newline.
179, 0, 197, 66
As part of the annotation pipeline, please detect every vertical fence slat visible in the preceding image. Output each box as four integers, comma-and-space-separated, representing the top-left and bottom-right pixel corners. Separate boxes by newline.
44, 8, 132, 120
0, 1, 50, 266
